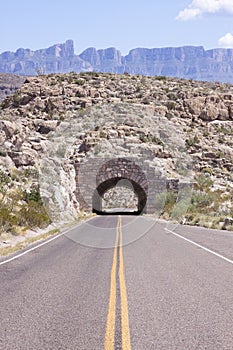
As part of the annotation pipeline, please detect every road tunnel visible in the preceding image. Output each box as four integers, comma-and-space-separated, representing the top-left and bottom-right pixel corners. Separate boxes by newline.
92, 158, 148, 215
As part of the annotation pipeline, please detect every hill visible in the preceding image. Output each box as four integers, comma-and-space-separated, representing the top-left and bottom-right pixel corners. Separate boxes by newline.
0, 72, 232, 237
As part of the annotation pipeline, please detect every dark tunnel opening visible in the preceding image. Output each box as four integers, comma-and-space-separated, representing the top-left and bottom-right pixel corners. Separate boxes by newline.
92, 177, 147, 215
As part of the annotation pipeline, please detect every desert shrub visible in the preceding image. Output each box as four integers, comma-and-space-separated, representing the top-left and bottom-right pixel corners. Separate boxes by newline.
195, 174, 213, 190
155, 76, 167, 81
171, 198, 191, 221
151, 136, 164, 146
166, 101, 176, 110
23, 187, 43, 205
185, 134, 200, 148
23, 167, 39, 178
99, 130, 107, 138
167, 92, 177, 100
139, 133, 164, 145
203, 130, 209, 137
0, 170, 11, 196
0, 206, 18, 233
0, 172, 51, 235
200, 167, 213, 175
12, 92, 22, 107
75, 79, 85, 86
155, 191, 177, 214
190, 190, 216, 211
139, 134, 148, 142
18, 201, 51, 229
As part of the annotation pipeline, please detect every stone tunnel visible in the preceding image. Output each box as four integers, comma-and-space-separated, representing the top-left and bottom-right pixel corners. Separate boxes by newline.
74, 157, 172, 215
93, 158, 148, 214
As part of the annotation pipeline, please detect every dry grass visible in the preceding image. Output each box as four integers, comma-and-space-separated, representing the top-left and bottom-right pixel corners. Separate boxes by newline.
0, 211, 96, 257
0, 229, 59, 257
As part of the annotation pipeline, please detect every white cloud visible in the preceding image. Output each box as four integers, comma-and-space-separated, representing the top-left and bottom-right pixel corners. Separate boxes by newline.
218, 32, 233, 47
176, 8, 201, 20
176, 0, 233, 20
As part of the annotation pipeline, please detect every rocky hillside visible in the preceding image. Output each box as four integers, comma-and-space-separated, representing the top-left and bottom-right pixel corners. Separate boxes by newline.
1, 40, 233, 83
0, 73, 25, 102
0, 72, 232, 233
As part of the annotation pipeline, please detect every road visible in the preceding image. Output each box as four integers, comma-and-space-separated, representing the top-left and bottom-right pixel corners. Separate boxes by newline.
0, 216, 233, 350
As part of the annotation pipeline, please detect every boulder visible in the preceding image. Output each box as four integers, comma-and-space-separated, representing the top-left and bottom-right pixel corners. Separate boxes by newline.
34, 120, 58, 134
0, 120, 17, 138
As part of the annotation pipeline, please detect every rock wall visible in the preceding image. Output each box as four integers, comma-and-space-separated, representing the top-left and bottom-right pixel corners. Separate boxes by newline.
0, 40, 91, 76
1, 41, 233, 82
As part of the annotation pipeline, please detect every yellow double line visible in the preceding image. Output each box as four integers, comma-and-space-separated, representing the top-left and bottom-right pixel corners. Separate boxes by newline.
104, 216, 131, 350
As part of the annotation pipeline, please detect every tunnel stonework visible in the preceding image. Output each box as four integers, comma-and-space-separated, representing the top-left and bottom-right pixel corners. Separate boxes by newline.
74, 157, 175, 214
94, 158, 148, 213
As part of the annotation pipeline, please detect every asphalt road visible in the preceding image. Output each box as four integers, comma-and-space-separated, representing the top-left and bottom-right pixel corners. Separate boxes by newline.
0, 216, 233, 350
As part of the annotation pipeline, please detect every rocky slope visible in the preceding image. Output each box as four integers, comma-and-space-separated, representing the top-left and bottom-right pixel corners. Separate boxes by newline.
0, 72, 232, 233
1, 41, 233, 83
0, 73, 25, 102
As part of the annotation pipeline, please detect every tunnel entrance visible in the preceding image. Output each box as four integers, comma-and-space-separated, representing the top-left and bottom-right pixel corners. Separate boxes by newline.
92, 178, 147, 215
92, 158, 148, 215
102, 179, 138, 213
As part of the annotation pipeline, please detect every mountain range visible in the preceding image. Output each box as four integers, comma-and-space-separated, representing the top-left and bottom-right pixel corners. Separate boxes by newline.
1, 40, 233, 83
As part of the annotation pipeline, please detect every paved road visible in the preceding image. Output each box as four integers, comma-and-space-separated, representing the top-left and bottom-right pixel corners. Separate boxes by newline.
0, 216, 233, 349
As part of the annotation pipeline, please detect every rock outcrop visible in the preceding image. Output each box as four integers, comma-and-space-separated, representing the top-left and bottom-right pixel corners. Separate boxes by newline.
0, 72, 232, 230
1, 41, 233, 83
0, 74, 25, 102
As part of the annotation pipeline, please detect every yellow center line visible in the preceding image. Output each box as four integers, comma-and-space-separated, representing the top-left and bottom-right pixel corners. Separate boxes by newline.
104, 216, 131, 350
104, 218, 119, 350
119, 216, 131, 350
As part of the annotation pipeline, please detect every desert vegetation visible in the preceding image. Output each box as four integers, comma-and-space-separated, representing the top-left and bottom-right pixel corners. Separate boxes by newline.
155, 173, 233, 230
0, 168, 50, 237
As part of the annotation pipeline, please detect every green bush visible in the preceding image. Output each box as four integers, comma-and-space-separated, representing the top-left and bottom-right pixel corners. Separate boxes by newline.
166, 101, 176, 110
0, 174, 51, 235
195, 174, 213, 190
75, 79, 85, 86
0, 206, 18, 233
185, 134, 200, 148
155, 76, 167, 81
23, 187, 43, 205
12, 92, 22, 107
155, 191, 177, 214
0, 170, 11, 197
18, 201, 51, 229
191, 191, 215, 209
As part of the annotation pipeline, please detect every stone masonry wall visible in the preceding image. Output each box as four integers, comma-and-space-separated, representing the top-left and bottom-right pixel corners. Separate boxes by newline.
75, 157, 172, 214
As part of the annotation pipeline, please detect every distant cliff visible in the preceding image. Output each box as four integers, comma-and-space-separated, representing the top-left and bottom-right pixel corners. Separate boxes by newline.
1, 40, 233, 83
0, 40, 91, 76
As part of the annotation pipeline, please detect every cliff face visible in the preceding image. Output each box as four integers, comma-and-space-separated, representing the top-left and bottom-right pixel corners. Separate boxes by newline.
80, 47, 124, 73
0, 40, 91, 76
1, 40, 233, 82
124, 46, 233, 82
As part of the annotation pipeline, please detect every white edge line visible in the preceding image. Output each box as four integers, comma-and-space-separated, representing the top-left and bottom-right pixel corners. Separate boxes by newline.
0, 232, 64, 266
0, 216, 96, 266
165, 228, 233, 265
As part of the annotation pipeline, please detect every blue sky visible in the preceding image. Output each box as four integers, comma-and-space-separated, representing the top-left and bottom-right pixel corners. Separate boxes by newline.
1, 0, 233, 54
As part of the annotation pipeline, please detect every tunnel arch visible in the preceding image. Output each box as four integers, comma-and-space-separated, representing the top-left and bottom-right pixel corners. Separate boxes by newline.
92, 158, 148, 214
